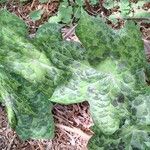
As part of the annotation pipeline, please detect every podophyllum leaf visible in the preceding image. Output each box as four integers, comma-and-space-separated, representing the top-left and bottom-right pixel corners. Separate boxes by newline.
50, 10, 150, 136
0, 10, 58, 139
46, 40, 87, 104
116, 20, 150, 81
88, 92, 150, 149
0, 72, 18, 129
51, 51, 136, 134
74, 9, 150, 137
89, 124, 150, 150
0, 18, 65, 98
132, 92, 150, 126
35, 22, 62, 47
0, 68, 34, 116
88, 126, 121, 150
77, 10, 149, 80
130, 130, 150, 150
15, 93, 55, 140
89, 90, 150, 149
50, 61, 91, 104
2, 70, 55, 139
75, 10, 115, 62
6, 106, 17, 129
0, 10, 28, 36
0, 69, 31, 131
85, 59, 136, 134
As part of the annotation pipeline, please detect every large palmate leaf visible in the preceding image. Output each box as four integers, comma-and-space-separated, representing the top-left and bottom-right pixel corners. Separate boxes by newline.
51, 10, 150, 147
89, 123, 150, 150
0, 10, 57, 139
51, 10, 150, 135
88, 90, 150, 149
75, 11, 150, 149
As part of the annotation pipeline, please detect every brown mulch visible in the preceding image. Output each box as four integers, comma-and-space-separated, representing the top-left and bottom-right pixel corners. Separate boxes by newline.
0, 0, 150, 150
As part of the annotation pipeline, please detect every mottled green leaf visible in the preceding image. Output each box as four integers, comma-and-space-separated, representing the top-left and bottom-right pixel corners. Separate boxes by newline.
16, 93, 55, 140
0, 9, 28, 36
29, 9, 43, 21
0, 10, 58, 139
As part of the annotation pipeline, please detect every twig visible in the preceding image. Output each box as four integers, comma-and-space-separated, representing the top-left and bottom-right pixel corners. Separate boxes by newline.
47, 0, 51, 10
7, 134, 16, 150
31, 0, 36, 10
56, 123, 93, 140
27, 141, 35, 150
38, 142, 45, 150
63, 25, 77, 39
54, 115, 74, 126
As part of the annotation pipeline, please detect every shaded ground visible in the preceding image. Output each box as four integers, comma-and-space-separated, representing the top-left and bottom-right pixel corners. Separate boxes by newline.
0, 0, 150, 150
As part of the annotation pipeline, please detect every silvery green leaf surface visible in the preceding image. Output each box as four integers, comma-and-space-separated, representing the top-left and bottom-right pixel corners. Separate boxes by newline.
0, 10, 57, 139
76, 10, 114, 62
75, 11, 150, 149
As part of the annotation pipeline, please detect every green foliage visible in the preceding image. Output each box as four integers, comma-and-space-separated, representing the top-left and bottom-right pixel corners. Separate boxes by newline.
104, 0, 150, 22
29, 9, 43, 21
0, 10, 56, 139
0, 8, 150, 149
58, 1, 73, 24
49, 0, 149, 25
49, 0, 83, 24
76, 11, 150, 149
